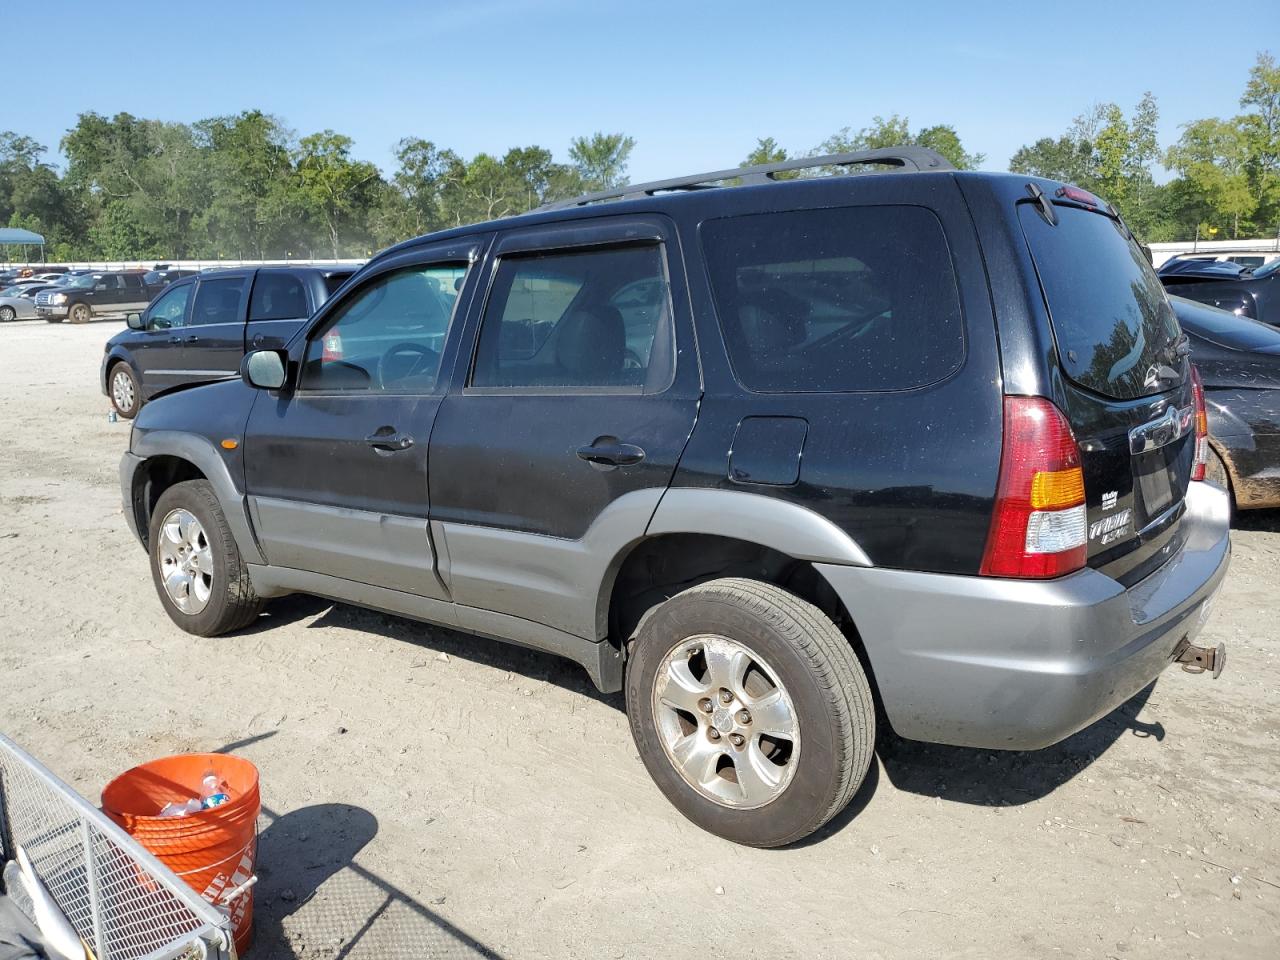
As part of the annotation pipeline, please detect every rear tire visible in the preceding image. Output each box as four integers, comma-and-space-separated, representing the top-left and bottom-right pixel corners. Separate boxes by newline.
108, 363, 141, 419
0, 306, 15, 322
148, 480, 263, 636
68, 302, 91, 324
626, 577, 874, 847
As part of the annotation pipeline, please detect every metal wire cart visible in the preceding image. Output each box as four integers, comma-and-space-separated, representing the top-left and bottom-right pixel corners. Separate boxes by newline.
0, 734, 234, 960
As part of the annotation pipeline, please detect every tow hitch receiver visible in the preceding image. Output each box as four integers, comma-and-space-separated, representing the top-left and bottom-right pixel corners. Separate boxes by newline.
1175, 640, 1226, 679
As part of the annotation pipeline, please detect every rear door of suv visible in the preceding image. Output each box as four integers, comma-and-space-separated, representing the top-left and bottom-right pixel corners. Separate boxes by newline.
427, 215, 701, 640
1013, 189, 1193, 584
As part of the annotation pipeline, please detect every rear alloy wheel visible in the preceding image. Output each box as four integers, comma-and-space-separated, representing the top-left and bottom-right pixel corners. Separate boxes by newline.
627, 578, 875, 847
0, 306, 15, 322
109, 364, 141, 419
68, 302, 92, 324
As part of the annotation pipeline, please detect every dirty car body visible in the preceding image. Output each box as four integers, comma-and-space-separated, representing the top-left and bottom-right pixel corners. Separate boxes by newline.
1173, 295, 1280, 509
116, 150, 1232, 844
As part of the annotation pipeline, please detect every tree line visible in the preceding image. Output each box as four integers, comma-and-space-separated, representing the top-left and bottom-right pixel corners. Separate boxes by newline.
0, 51, 1276, 261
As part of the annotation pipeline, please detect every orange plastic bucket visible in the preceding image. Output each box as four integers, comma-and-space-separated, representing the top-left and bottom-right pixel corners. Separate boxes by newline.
102, 754, 260, 956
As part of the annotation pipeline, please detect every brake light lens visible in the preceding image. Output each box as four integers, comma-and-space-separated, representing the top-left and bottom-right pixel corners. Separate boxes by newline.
1054, 185, 1099, 206
980, 397, 1088, 579
1191, 365, 1208, 481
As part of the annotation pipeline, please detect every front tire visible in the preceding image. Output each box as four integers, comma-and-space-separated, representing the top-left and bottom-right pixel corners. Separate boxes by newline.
108, 363, 141, 419
68, 302, 92, 324
626, 578, 875, 847
148, 480, 263, 636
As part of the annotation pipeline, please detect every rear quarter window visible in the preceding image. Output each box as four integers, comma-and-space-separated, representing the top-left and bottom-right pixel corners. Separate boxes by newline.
700, 206, 965, 393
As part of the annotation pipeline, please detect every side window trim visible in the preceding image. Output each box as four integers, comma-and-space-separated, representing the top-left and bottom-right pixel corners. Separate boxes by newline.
463, 235, 678, 397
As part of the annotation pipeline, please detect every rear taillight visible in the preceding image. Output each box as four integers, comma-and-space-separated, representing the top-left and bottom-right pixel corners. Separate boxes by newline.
1190, 364, 1208, 481
980, 397, 1088, 579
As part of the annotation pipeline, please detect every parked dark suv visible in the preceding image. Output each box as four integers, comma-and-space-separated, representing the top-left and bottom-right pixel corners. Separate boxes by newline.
37, 270, 151, 323
101, 265, 354, 418
118, 149, 1231, 846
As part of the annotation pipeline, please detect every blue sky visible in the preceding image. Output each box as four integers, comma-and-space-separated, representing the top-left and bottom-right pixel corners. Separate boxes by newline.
20, 1, 1275, 182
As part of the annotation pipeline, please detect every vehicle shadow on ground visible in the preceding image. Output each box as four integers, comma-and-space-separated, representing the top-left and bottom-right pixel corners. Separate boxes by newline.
289, 600, 625, 711
872, 681, 1159, 809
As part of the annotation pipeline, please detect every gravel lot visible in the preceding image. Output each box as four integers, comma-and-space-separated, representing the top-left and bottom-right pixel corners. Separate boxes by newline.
2, 319, 1278, 959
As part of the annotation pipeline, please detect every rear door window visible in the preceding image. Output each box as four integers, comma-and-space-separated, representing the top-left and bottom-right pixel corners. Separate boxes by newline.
700, 206, 965, 393
249, 272, 310, 321
190, 277, 247, 326
1018, 204, 1181, 400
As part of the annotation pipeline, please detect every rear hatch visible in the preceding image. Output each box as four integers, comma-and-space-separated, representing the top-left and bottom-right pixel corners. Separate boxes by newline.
1018, 192, 1194, 585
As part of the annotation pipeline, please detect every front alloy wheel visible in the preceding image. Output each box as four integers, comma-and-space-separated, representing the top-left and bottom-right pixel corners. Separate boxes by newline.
110, 366, 139, 417
157, 508, 214, 614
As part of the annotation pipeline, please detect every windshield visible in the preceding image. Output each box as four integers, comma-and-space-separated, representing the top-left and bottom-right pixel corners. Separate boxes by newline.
1020, 204, 1182, 400
63, 275, 95, 289
1250, 259, 1280, 279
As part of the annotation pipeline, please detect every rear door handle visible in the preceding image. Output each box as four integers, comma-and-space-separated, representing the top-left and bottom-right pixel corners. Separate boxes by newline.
576, 440, 645, 467
185, 335, 200, 343
366, 430, 414, 452
168, 335, 182, 344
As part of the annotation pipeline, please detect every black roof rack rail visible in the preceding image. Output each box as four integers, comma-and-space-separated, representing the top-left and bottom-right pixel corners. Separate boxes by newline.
537, 146, 954, 211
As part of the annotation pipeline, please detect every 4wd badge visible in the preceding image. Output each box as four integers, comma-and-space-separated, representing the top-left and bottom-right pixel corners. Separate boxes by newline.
1090, 508, 1132, 545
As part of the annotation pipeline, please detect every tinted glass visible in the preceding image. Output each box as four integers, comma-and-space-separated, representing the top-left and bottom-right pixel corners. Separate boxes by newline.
1252, 259, 1280, 279
147, 283, 191, 329
301, 264, 465, 392
1019, 205, 1181, 400
190, 277, 246, 326
249, 273, 309, 321
472, 244, 671, 389
1173, 297, 1280, 351
323, 273, 353, 296
701, 206, 964, 393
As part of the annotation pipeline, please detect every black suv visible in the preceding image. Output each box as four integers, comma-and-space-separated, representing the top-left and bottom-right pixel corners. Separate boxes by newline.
102, 265, 354, 418
118, 149, 1231, 846
37, 270, 151, 323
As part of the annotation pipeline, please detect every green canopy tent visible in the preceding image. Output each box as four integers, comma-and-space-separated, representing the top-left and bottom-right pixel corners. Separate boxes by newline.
0, 227, 46, 265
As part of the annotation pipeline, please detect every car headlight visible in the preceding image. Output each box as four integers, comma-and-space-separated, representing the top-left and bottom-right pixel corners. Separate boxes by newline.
52, 293, 67, 304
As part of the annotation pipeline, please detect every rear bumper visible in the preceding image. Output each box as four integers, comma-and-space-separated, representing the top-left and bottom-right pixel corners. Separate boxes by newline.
817, 480, 1231, 750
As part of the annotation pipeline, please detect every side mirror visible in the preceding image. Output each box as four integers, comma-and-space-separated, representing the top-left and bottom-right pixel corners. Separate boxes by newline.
241, 349, 288, 390
126, 312, 145, 330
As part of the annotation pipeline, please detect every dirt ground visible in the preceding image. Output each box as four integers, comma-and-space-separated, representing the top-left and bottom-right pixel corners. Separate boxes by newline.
1, 318, 1278, 959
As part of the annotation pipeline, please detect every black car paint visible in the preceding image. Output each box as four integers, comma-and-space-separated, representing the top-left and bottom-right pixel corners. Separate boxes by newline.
1159, 257, 1280, 327
129, 170, 1194, 589
103, 266, 352, 402
1173, 296, 1280, 509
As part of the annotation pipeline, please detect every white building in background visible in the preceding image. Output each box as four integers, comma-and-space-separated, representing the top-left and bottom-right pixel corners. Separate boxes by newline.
1148, 237, 1280, 268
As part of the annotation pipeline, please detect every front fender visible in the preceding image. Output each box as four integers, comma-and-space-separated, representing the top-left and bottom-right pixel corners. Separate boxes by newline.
126, 429, 265, 563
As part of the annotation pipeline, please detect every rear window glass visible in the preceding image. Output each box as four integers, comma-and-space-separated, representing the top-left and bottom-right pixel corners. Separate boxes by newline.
1019, 205, 1181, 400
323, 273, 353, 296
1173, 297, 1280, 351
249, 272, 309, 321
190, 277, 246, 326
700, 206, 964, 393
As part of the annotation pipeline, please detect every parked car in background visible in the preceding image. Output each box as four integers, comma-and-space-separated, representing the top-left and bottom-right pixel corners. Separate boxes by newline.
117, 150, 1231, 847
0, 283, 57, 321
1159, 257, 1280, 326
101, 264, 354, 417
36, 270, 152, 323
143, 266, 200, 298
1172, 295, 1280, 511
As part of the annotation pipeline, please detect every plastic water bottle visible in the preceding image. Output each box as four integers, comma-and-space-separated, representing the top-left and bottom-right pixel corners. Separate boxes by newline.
159, 798, 202, 818
200, 772, 230, 810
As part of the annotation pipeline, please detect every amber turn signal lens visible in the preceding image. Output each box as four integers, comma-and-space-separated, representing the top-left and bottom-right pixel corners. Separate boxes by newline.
220, 439, 239, 450
1029, 467, 1085, 510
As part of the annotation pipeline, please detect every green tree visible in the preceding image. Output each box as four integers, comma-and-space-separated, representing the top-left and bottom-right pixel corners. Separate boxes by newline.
568, 132, 635, 191
1167, 117, 1257, 238
295, 131, 382, 257
816, 115, 984, 170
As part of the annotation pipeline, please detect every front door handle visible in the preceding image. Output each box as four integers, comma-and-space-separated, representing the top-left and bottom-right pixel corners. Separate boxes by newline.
366, 429, 414, 452
576, 440, 646, 467
168, 335, 182, 344
185, 335, 200, 343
